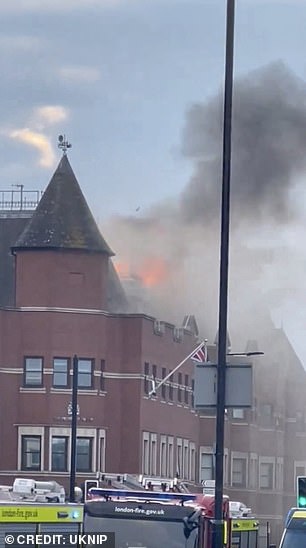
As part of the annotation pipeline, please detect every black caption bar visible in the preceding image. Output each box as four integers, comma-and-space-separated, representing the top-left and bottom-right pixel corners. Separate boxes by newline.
4, 532, 115, 547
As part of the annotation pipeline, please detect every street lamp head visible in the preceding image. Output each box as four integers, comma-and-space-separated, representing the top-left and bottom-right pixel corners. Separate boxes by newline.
227, 351, 264, 357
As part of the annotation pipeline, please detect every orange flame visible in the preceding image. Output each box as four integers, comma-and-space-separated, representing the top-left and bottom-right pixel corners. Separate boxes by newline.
138, 257, 169, 288
113, 261, 131, 278
114, 257, 170, 288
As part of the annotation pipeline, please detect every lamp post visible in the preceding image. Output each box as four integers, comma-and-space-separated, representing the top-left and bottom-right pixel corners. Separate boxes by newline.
213, 1, 235, 547
69, 354, 78, 502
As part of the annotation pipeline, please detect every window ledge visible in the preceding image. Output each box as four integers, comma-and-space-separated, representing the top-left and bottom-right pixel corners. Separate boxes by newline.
50, 388, 71, 394
19, 387, 46, 393
77, 389, 98, 396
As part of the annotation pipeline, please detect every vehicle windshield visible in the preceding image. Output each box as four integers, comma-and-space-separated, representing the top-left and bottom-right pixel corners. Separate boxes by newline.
84, 516, 198, 547
280, 529, 306, 548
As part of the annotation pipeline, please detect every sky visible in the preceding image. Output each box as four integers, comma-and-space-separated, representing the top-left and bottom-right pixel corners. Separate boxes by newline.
1, 0, 306, 218
2, 0, 306, 359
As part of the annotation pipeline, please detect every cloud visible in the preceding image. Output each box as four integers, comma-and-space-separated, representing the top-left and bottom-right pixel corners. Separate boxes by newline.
9, 129, 56, 168
58, 66, 101, 84
7, 105, 69, 168
34, 105, 69, 126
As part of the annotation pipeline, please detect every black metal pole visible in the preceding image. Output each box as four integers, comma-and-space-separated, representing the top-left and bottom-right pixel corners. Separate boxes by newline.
213, 1, 235, 548
69, 354, 78, 502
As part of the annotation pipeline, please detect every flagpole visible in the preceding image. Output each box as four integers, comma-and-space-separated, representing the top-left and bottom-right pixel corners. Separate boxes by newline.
148, 340, 206, 397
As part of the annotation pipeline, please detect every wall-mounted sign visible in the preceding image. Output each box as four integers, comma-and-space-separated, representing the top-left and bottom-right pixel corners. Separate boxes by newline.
194, 364, 253, 408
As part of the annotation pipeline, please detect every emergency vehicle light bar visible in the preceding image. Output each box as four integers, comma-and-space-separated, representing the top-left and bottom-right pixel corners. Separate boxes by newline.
88, 488, 198, 503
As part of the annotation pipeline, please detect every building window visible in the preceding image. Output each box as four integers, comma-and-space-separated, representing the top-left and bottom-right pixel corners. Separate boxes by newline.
259, 461, 274, 490
168, 437, 174, 477
160, 435, 167, 477
262, 403, 273, 416
100, 360, 105, 391
51, 437, 68, 472
176, 438, 183, 478
21, 436, 41, 470
224, 450, 229, 486
152, 364, 157, 380
232, 408, 245, 420
142, 432, 150, 475
76, 437, 92, 472
276, 458, 283, 491
161, 368, 166, 400
259, 403, 274, 427
184, 375, 189, 405
232, 457, 247, 488
295, 462, 306, 486
144, 362, 149, 395
249, 455, 258, 489
183, 440, 189, 479
99, 435, 106, 473
169, 370, 173, 401
53, 358, 69, 388
152, 365, 157, 394
189, 443, 196, 482
191, 379, 194, 408
77, 359, 93, 389
150, 434, 157, 475
200, 452, 214, 482
178, 373, 182, 403
24, 357, 43, 387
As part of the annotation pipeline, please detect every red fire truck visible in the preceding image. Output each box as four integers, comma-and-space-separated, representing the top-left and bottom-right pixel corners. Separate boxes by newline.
83, 475, 260, 548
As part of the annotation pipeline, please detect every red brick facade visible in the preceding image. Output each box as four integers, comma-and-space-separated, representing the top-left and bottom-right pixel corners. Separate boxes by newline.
1, 156, 306, 547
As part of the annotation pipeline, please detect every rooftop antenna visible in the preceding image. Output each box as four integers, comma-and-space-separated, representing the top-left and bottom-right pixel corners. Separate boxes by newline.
58, 134, 71, 155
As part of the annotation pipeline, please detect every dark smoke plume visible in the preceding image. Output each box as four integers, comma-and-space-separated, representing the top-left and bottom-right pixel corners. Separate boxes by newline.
103, 62, 306, 337
180, 61, 306, 226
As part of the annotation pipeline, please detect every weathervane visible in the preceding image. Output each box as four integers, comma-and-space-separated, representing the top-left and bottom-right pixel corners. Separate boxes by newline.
58, 134, 72, 154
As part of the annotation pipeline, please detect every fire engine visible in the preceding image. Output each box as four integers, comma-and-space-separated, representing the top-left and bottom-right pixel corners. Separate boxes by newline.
83, 474, 260, 548
0, 475, 265, 547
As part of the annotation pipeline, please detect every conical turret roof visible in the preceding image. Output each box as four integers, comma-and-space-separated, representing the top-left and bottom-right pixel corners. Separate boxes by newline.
12, 154, 114, 255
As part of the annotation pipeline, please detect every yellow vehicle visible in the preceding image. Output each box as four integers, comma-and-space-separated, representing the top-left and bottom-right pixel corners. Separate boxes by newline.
279, 508, 306, 547
230, 518, 259, 548
0, 503, 83, 547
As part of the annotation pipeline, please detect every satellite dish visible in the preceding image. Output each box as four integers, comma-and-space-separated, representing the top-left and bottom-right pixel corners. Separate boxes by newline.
58, 135, 64, 143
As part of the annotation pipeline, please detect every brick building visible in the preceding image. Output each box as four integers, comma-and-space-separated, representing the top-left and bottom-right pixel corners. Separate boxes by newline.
1, 153, 306, 546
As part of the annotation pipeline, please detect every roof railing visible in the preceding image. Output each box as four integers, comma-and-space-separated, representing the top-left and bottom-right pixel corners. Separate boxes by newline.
0, 189, 42, 211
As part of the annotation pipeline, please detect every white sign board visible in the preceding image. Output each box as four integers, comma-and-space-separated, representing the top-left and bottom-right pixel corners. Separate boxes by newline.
201, 480, 215, 488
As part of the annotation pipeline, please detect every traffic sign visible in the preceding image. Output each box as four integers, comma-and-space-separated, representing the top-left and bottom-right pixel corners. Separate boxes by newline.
201, 480, 215, 488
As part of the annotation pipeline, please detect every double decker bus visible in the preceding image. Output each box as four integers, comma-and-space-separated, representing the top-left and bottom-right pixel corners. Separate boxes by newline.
84, 486, 259, 548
